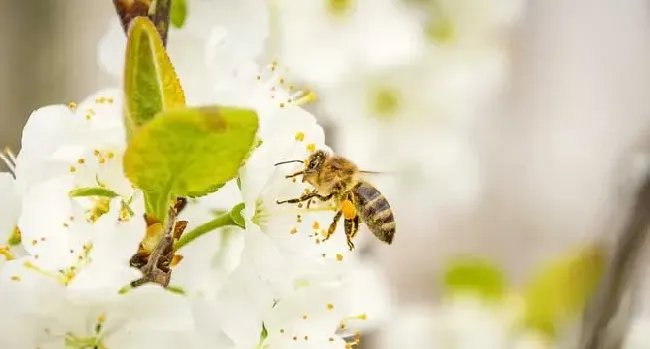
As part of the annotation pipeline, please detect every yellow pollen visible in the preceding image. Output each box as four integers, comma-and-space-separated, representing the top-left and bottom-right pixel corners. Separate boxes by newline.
297, 203, 303, 208
280, 329, 285, 333
294, 92, 317, 105
329, 337, 335, 342
306, 143, 316, 153
312, 221, 320, 230
97, 313, 106, 324
290, 227, 298, 235
304, 335, 309, 340
296, 214, 302, 223
77, 158, 85, 164
107, 97, 114, 104
10, 275, 20, 281
63, 222, 69, 228
98, 158, 106, 164
302, 314, 308, 320
321, 253, 326, 258
279, 78, 285, 84
31, 239, 37, 246
69, 166, 76, 173
339, 322, 346, 329
336, 253, 344, 261
68, 102, 77, 110
342, 200, 356, 220
295, 132, 305, 141
327, 303, 334, 310
292, 336, 297, 341
360, 313, 367, 320
289, 84, 295, 91
279, 102, 285, 108
107, 152, 115, 159
85, 114, 91, 120
93, 150, 100, 156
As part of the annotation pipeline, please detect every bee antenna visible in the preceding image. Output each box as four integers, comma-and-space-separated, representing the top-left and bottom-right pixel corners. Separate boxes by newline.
274, 159, 304, 166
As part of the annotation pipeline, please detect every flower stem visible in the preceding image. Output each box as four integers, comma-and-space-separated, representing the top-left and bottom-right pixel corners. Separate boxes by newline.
174, 212, 238, 251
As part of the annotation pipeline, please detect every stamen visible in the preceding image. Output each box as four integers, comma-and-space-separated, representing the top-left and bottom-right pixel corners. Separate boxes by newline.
0, 146, 16, 173
291, 91, 317, 106
24, 260, 65, 284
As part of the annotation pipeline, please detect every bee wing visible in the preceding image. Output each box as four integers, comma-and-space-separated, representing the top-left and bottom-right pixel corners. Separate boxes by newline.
360, 170, 393, 176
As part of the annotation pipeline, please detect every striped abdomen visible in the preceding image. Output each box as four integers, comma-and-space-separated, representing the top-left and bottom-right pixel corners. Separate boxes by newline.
353, 181, 395, 244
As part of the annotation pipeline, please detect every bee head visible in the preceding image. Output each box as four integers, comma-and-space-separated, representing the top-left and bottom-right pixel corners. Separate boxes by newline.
304, 150, 327, 174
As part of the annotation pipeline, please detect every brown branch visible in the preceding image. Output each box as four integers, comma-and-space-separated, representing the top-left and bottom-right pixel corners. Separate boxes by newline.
579, 176, 650, 349
111, 0, 171, 47
130, 197, 188, 288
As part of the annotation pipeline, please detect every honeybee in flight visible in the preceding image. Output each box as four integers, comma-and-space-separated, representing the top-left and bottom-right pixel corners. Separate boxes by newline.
275, 150, 395, 251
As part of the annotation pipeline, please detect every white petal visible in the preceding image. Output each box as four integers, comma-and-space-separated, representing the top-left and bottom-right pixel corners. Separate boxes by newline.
18, 176, 89, 270
214, 261, 275, 349
97, 19, 125, 78
0, 173, 19, 242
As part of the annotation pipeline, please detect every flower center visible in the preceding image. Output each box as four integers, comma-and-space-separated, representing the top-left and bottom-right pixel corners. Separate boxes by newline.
63, 313, 107, 349
252, 199, 270, 230
326, 0, 354, 17
256, 62, 317, 109
369, 87, 401, 121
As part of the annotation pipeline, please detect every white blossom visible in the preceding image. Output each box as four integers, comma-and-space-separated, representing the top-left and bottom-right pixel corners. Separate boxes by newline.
271, 0, 426, 86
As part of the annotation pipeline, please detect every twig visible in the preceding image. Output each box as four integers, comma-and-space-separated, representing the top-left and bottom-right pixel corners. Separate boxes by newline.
579, 176, 650, 349
130, 197, 188, 288
111, 0, 172, 46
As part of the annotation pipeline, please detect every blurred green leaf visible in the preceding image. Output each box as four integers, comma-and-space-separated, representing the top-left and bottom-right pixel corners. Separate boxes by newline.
442, 257, 506, 301
123, 106, 259, 212
124, 16, 185, 138
170, 0, 188, 28
520, 244, 605, 337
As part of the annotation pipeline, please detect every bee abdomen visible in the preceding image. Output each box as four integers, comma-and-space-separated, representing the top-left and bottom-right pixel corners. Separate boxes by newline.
354, 182, 396, 244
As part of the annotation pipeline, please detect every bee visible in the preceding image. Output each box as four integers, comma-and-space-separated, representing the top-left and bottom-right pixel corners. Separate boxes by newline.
275, 150, 395, 251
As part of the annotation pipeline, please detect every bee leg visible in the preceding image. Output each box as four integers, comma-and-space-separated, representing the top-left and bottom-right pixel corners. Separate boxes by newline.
276, 192, 333, 205
285, 170, 305, 179
324, 210, 342, 241
350, 215, 360, 240
344, 218, 356, 251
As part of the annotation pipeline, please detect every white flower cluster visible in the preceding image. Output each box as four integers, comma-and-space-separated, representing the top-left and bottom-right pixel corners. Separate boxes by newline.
0, 73, 388, 349
0, 0, 529, 347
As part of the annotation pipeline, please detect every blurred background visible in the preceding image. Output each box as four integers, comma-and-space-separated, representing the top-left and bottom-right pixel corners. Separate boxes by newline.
4, 0, 650, 347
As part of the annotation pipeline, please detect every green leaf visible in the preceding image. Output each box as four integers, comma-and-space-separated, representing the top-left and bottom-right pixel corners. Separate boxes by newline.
229, 202, 246, 228
170, 0, 187, 28
442, 256, 506, 302
186, 182, 226, 198
68, 187, 119, 199
124, 105, 259, 201
124, 16, 185, 138
144, 191, 171, 222
520, 244, 605, 337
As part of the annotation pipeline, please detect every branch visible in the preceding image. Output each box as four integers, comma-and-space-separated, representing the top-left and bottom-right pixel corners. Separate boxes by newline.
130, 197, 188, 288
111, 0, 171, 47
579, 175, 650, 349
